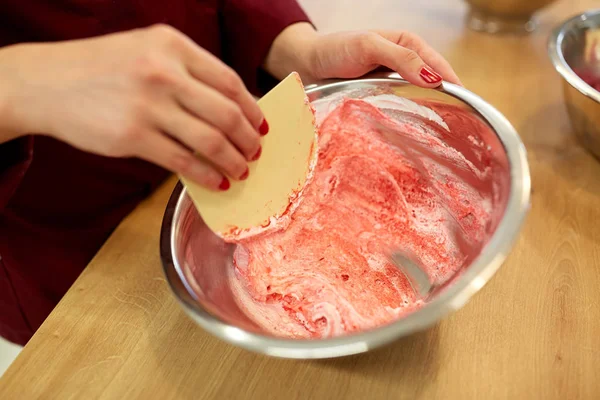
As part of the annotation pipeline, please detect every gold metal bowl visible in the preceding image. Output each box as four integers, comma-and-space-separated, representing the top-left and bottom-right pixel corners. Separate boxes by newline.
465, 0, 558, 34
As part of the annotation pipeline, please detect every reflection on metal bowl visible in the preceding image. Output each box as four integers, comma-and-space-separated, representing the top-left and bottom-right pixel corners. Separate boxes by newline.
464, 0, 558, 34
159, 73, 531, 359
549, 10, 600, 160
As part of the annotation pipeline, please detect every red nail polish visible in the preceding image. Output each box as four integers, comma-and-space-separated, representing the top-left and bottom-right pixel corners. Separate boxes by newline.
240, 168, 249, 180
251, 146, 262, 161
420, 66, 443, 84
259, 119, 269, 136
219, 177, 230, 191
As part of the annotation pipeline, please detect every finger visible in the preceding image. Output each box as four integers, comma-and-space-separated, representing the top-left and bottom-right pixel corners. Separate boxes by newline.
136, 131, 228, 191
175, 77, 262, 160
176, 37, 266, 132
361, 38, 437, 87
394, 33, 462, 85
376, 31, 462, 86
414, 47, 462, 86
156, 106, 250, 181
362, 34, 443, 88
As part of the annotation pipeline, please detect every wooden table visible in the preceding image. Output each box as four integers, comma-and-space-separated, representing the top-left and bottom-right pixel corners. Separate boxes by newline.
1, 0, 599, 398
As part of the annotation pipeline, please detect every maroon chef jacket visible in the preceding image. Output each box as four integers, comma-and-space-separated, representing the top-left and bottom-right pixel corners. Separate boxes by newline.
0, 0, 311, 346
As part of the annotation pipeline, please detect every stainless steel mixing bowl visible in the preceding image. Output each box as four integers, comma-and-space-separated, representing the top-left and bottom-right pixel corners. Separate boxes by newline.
549, 10, 600, 160
160, 73, 531, 359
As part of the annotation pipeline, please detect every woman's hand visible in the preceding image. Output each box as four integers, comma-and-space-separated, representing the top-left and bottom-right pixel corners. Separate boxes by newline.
0, 24, 267, 191
265, 23, 461, 87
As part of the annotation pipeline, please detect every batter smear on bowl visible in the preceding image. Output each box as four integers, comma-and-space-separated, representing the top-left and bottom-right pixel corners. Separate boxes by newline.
226, 95, 496, 339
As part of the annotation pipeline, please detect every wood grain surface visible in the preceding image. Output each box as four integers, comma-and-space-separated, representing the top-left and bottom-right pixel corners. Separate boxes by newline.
1, 0, 599, 399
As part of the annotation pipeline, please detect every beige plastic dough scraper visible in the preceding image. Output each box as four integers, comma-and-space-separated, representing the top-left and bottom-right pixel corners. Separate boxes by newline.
180, 72, 318, 236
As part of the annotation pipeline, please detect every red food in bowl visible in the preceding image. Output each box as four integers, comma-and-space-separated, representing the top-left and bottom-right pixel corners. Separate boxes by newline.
575, 68, 600, 92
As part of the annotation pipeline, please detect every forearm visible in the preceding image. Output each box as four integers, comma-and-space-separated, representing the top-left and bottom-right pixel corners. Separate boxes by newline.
0, 92, 24, 145
0, 125, 22, 145
0, 44, 32, 145
0, 45, 34, 210
263, 22, 320, 83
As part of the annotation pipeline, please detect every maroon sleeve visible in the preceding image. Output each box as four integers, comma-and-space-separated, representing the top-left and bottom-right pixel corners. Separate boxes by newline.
0, 137, 33, 210
219, 0, 312, 95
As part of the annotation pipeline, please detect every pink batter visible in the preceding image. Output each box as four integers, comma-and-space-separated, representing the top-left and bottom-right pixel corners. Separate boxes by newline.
575, 29, 600, 91
577, 69, 600, 91
227, 96, 496, 339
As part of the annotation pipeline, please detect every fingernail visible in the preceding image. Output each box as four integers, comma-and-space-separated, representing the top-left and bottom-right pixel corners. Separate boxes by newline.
240, 168, 249, 180
259, 119, 269, 136
219, 177, 230, 191
420, 66, 443, 84
251, 146, 262, 161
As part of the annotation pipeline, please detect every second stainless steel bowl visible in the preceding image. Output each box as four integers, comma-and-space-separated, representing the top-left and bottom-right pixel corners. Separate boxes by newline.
549, 10, 600, 160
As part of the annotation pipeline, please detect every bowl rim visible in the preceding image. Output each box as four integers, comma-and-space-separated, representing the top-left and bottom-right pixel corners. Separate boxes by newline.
160, 73, 531, 359
548, 9, 600, 104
